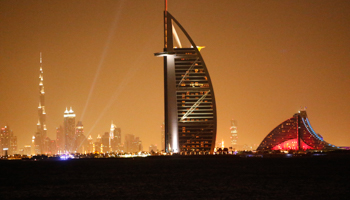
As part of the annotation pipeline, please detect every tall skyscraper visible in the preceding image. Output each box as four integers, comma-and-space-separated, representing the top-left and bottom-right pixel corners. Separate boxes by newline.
45, 138, 56, 155
94, 134, 102, 153
24, 145, 31, 156
1, 126, 12, 156
230, 119, 238, 149
64, 107, 76, 153
31, 136, 35, 155
10, 135, 17, 155
109, 122, 115, 152
56, 125, 64, 154
75, 121, 86, 153
35, 52, 47, 154
87, 135, 93, 153
102, 132, 109, 153
110, 122, 122, 152
155, 2, 217, 154
124, 134, 142, 153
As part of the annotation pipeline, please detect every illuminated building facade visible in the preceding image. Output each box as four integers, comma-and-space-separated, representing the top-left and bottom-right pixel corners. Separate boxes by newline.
155, 4, 217, 154
1, 126, 12, 156
75, 121, 86, 153
124, 134, 142, 153
230, 119, 238, 149
87, 135, 93, 153
10, 135, 17, 155
24, 145, 31, 156
94, 134, 102, 153
64, 107, 76, 153
56, 125, 64, 154
257, 109, 340, 151
45, 138, 56, 155
35, 53, 47, 154
110, 122, 122, 152
31, 136, 35, 155
102, 132, 109, 153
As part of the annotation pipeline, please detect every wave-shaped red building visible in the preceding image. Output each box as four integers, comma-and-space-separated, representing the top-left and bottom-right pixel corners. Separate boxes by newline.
257, 109, 340, 151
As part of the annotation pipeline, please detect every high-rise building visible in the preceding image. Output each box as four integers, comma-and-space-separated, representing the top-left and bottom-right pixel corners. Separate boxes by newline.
124, 134, 142, 153
34, 132, 41, 155
56, 125, 64, 154
87, 135, 93, 153
31, 136, 35, 155
110, 122, 122, 152
135, 137, 142, 152
64, 107, 76, 153
34, 52, 47, 154
96, 134, 101, 143
75, 121, 86, 153
230, 119, 238, 149
0, 126, 17, 156
161, 122, 165, 152
24, 145, 31, 156
94, 134, 102, 153
10, 135, 17, 155
1, 126, 12, 156
101, 132, 109, 153
46, 138, 56, 155
109, 122, 116, 152
154, 3, 217, 154
124, 134, 134, 153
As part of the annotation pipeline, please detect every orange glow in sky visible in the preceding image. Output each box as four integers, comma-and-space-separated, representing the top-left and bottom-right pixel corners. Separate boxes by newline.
0, 0, 349, 150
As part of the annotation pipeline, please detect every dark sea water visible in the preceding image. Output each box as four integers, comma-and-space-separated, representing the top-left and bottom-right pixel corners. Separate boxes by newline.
1, 155, 350, 199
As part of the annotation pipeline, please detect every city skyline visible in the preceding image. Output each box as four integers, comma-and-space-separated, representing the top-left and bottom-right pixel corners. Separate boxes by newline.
1, 0, 350, 150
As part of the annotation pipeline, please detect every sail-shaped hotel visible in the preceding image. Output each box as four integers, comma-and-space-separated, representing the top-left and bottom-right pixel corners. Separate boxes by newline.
155, 3, 217, 154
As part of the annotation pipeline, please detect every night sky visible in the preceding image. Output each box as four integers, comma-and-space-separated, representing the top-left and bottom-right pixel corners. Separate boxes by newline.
1, 0, 349, 150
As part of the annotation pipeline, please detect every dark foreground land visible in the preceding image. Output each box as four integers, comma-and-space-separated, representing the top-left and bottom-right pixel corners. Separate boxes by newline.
1, 155, 350, 199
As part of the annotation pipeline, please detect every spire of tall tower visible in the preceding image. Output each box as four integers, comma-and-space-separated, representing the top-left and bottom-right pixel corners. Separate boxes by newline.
110, 121, 116, 131
36, 51, 47, 155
